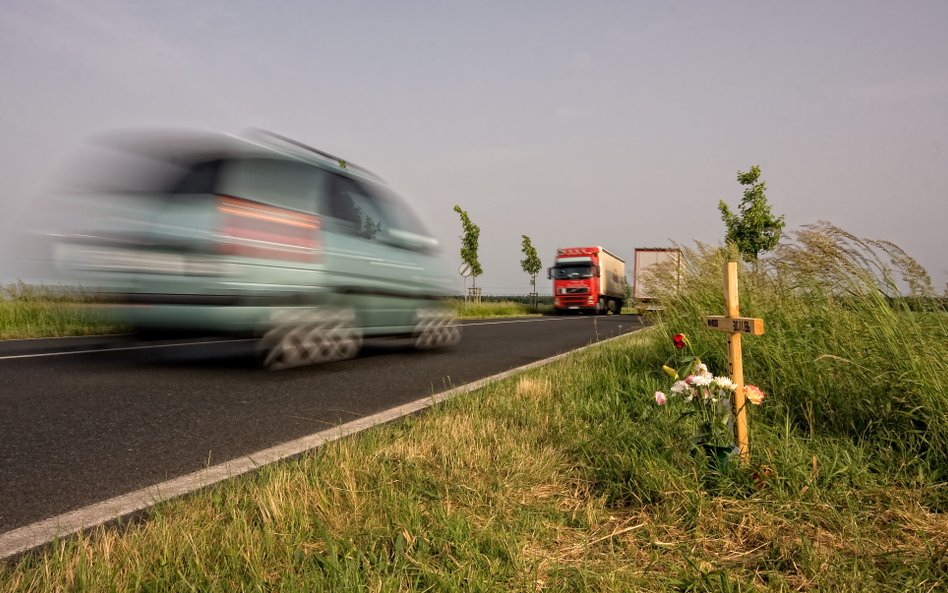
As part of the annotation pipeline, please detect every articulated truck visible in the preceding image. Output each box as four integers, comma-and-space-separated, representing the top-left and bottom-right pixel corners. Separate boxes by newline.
548, 246, 626, 314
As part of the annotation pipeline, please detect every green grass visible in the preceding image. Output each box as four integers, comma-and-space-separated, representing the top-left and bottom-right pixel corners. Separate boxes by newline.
447, 298, 553, 318
2, 223, 946, 590
0, 281, 609, 338
0, 287, 551, 340
0, 282, 121, 339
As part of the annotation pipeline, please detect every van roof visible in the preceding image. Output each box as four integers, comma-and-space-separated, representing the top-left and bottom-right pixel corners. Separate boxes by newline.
94, 129, 385, 185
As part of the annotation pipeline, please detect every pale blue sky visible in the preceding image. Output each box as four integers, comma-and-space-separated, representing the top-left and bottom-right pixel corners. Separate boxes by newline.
2, 0, 946, 292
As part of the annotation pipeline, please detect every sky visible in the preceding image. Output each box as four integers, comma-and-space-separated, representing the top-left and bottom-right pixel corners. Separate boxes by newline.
2, 0, 946, 294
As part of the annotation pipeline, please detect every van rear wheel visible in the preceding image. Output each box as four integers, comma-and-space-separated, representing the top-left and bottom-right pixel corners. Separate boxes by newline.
259, 307, 362, 370
413, 310, 461, 349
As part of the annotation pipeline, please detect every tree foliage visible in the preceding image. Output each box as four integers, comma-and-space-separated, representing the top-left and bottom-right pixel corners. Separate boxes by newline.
453, 204, 483, 287
519, 235, 542, 292
718, 165, 786, 262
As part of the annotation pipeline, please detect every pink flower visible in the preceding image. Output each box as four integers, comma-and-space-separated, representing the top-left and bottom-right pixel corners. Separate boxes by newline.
744, 384, 766, 405
654, 391, 667, 405
684, 375, 696, 385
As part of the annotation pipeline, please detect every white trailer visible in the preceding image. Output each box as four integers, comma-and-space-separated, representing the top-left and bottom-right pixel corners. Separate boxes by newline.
632, 248, 681, 301
596, 247, 627, 302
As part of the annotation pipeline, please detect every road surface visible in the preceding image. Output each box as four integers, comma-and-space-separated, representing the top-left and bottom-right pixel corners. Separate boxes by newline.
0, 314, 645, 535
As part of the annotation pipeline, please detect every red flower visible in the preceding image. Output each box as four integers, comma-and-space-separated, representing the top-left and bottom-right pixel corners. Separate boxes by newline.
673, 333, 687, 350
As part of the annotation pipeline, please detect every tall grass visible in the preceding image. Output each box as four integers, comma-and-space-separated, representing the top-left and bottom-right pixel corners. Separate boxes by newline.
0, 282, 120, 339
650, 222, 948, 482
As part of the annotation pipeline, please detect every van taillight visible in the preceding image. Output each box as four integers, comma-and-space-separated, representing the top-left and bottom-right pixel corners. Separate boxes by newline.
215, 195, 319, 262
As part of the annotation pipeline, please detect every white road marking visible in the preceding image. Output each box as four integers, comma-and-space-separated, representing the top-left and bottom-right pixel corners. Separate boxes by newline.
461, 316, 602, 327
0, 329, 638, 560
0, 333, 128, 342
0, 339, 257, 361
0, 316, 618, 360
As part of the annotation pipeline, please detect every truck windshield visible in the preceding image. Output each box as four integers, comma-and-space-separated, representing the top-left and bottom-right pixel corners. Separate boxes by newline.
552, 265, 594, 279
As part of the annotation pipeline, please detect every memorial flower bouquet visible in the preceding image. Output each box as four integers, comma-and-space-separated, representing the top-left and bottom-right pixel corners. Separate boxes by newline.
653, 333, 765, 450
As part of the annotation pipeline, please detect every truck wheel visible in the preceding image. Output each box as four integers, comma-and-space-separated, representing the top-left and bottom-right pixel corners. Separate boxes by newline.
596, 298, 606, 315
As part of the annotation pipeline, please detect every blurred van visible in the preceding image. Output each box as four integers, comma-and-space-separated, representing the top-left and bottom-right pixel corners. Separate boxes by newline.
55, 130, 460, 368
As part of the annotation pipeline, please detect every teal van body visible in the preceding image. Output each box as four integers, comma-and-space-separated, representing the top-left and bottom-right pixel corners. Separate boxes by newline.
56, 131, 460, 368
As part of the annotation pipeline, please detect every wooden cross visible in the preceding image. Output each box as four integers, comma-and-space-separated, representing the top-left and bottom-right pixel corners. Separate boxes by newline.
704, 262, 764, 463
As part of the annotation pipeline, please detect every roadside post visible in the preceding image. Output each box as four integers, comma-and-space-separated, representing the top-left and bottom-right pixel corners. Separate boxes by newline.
459, 263, 473, 306
704, 261, 764, 463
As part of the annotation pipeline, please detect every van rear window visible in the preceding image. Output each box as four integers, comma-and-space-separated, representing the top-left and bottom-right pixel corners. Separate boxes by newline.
66, 150, 224, 196
221, 158, 327, 214
166, 160, 222, 194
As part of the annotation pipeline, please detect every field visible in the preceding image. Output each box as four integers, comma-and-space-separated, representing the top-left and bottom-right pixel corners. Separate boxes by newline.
0, 282, 120, 340
2, 223, 946, 591
447, 297, 553, 318
0, 286, 551, 340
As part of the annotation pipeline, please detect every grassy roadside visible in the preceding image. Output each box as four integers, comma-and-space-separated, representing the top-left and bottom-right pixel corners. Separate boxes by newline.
3, 333, 946, 590
446, 298, 553, 318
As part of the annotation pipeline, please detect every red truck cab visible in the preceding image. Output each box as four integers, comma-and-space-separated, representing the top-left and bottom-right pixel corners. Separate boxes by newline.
548, 246, 626, 315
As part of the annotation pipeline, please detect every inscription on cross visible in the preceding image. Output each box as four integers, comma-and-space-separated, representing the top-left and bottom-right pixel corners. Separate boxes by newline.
704, 262, 765, 462
705, 316, 764, 335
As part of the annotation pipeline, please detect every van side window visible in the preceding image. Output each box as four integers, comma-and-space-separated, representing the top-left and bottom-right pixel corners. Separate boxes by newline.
329, 175, 389, 240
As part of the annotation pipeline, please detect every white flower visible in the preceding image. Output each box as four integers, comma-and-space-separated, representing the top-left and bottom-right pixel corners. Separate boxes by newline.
691, 374, 713, 387
695, 363, 710, 376
712, 376, 737, 391
671, 380, 690, 394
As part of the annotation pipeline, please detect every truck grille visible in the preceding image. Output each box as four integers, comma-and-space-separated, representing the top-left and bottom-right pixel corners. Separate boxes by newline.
558, 295, 591, 306
560, 287, 589, 294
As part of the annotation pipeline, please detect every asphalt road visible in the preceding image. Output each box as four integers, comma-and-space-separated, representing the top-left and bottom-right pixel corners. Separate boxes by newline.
0, 314, 645, 534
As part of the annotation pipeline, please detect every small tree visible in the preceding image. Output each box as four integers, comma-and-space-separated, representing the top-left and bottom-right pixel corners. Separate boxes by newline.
718, 165, 785, 262
519, 234, 542, 295
453, 205, 482, 289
